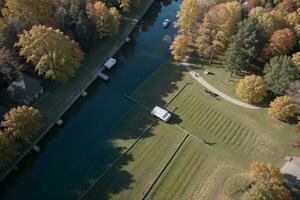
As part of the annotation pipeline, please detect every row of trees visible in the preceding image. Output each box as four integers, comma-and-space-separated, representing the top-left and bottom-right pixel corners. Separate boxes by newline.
0, 0, 126, 87
0, 106, 43, 167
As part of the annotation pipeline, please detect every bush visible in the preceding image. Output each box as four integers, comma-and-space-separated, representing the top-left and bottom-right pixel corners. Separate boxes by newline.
224, 176, 251, 199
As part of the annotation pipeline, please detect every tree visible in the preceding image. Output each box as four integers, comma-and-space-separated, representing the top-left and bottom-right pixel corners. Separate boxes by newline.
248, 0, 261, 11
260, 28, 296, 60
236, 75, 267, 104
268, 96, 296, 120
242, 181, 292, 200
0, 132, 20, 167
0, 18, 17, 48
118, 0, 131, 12
224, 18, 264, 74
15, 25, 84, 81
292, 52, 300, 72
285, 80, 300, 110
249, 162, 283, 185
74, 10, 93, 51
170, 35, 189, 61
2, 0, 54, 27
1, 106, 44, 144
264, 56, 298, 95
249, 7, 284, 38
197, 2, 242, 60
175, 0, 203, 37
0, 48, 20, 91
86, 1, 121, 38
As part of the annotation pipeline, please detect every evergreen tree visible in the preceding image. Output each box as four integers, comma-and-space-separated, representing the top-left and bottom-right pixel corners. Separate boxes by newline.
75, 10, 93, 51
264, 56, 298, 95
224, 18, 264, 74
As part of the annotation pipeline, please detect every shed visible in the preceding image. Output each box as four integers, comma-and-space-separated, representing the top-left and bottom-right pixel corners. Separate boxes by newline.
104, 58, 117, 69
7, 73, 44, 105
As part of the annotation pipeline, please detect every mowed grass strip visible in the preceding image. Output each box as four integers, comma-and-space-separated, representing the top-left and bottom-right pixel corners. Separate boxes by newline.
82, 122, 186, 200
170, 84, 284, 162
147, 138, 237, 200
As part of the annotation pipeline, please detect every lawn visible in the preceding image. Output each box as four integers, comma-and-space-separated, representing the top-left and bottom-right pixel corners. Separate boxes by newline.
82, 60, 299, 199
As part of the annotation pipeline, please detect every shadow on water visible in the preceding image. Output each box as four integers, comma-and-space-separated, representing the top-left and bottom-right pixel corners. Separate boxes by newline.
0, 1, 184, 199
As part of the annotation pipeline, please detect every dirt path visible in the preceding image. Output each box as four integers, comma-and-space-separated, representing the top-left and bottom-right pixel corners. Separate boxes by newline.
183, 64, 261, 110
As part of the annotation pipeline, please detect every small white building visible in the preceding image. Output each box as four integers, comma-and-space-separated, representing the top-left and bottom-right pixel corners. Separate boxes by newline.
151, 106, 172, 122
104, 58, 117, 69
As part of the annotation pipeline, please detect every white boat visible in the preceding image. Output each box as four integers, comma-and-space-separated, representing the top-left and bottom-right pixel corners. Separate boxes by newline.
151, 106, 172, 122
162, 19, 170, 28
104, 58, 117, 69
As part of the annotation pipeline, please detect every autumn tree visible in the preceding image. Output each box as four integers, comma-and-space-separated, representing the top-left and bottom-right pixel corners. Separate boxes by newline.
170, 34, 189, 61
197, 2, 241, 60
264, 56, 298, 95
0, 132, 20, 167
0, 48, 20, 91
224, 18, 264, 74
249, 162, 283, 185
236, 75, 267, 104
1, 106, 44, 144
260, 28, 296, 61
249, 7, 284, 38
247, 0, 261, 11
15, 25, 84, 81
268, 96, 296, 120
176, 0, 204, 37
241, 181, 292, 200
2, 0, 54, 27
86, 1, 121, 38
292, 52, 300, 72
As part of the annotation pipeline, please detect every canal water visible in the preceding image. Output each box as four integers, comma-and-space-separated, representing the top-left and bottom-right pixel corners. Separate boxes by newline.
0, 0, 181, 199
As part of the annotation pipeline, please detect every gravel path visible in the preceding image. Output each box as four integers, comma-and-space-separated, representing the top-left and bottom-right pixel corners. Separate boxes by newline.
183, 64, 261, 110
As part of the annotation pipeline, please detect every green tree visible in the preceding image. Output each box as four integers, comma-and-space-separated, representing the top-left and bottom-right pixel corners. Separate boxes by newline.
268, 96, 296, 121
170, 34, 189, 61
224, 18, 264, 74
249, 7, 284, 38
0, 18, 17, 48
236, 75, 267, 104
2, 0, 54, 27
75, 10, 93, 51
264, 56, 298, 95
16, 25, 84, 81
0, 47, 20, 91
1, 106, 44, 144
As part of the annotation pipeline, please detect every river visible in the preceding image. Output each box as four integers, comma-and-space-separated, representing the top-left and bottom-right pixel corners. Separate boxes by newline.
0, 0, 181, 199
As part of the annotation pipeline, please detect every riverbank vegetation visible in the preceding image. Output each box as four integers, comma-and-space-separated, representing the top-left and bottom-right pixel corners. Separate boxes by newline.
0, 0, 146, 169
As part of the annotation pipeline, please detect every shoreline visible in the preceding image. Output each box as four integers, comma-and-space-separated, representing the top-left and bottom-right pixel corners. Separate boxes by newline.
0, 0, 155, 183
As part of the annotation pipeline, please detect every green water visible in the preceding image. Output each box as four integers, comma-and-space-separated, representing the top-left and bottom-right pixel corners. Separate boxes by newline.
0, 0, 181, 199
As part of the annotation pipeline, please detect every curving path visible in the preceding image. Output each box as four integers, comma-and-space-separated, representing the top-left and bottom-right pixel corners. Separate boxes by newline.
183, 63, 261, 110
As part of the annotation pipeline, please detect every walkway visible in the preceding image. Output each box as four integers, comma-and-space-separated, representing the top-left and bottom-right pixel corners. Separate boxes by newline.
183, 63, 261, 110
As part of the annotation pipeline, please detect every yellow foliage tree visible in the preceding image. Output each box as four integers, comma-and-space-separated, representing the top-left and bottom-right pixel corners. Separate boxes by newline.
1, 106, 44, 144
2, 0, 53, 27
249, 162, 283, 185
16, 25, 84, 81
0, 132, 20, 167
292, 52, 300, 72
268, 96, 296, 121
236, 75, 267, 104
86, 1, 121, 38
170, 34, 189, 61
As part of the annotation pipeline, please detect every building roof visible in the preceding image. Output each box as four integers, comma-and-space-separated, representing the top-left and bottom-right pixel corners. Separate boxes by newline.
7, 73, 43, 104
281, 157, 300, 189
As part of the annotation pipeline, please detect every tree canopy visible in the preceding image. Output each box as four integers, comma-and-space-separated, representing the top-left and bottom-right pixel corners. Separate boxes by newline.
268, 96, 296, 120
170, 34, 189, 61
16, 25, 84, 81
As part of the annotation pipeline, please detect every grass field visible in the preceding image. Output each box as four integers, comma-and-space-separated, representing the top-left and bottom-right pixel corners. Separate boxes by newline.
83, 61, 299, 199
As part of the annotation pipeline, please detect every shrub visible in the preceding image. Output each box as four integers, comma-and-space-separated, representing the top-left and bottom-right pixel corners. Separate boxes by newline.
224, 176, 251, 199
